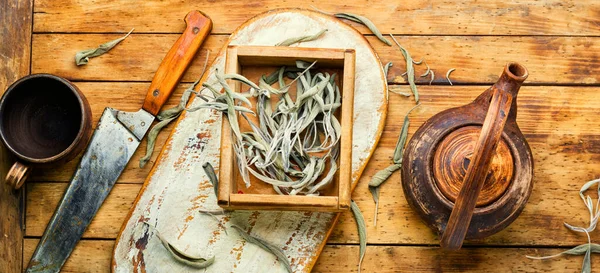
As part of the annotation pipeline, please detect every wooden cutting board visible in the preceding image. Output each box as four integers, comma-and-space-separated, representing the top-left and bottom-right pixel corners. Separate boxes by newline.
112, 9, 387, 273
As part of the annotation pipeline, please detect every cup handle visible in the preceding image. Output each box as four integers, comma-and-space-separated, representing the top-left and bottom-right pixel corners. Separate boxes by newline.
5, 161, 30, 190
439, 86, 514, 250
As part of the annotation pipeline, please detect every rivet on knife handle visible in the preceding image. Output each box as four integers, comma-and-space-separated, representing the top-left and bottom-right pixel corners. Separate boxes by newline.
142, 10, 213, 116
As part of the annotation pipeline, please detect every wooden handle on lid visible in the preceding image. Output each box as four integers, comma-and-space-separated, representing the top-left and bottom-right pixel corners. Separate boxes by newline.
142, 10, 212, 116
440, 63, 528, 250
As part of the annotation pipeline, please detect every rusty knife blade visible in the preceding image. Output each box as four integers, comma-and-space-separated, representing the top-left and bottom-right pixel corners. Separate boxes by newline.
25, 108, 154, 273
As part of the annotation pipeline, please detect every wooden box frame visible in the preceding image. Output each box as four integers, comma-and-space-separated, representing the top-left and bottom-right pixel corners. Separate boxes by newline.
217, 45, 355, 212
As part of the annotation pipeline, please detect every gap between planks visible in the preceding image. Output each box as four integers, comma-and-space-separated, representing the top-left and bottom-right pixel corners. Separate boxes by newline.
20, 237, 593, 250
30, 31, 600, 38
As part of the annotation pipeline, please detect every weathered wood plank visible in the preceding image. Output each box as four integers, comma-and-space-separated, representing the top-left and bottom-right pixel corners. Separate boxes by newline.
22, 239, 600, 272
33, 1, 600, 36
25, 183, 141, 239
32, 34, 600, 85
315, 245, 600, 272
0, 0, 32, 272
31, 34, 224, 83
24, 239, 113, 273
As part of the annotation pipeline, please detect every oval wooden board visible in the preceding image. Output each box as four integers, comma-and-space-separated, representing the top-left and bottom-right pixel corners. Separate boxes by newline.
112, 9, 387, 273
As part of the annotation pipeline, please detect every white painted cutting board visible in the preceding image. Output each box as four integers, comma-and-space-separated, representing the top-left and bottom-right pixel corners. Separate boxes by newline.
112, 9, 387, 273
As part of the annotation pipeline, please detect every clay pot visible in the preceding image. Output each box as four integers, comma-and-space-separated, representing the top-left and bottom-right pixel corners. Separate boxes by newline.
402, 63, 533, 250
0, 74, 92, 190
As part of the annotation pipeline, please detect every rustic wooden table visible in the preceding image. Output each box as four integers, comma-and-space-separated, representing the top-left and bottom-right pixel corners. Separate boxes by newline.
2, 0, 600, 272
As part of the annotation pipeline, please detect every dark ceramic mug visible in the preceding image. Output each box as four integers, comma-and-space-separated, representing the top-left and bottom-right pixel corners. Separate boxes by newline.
0, 74, 92, 190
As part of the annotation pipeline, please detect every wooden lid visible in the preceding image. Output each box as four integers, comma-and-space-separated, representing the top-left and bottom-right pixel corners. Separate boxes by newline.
433, 126, 514, 207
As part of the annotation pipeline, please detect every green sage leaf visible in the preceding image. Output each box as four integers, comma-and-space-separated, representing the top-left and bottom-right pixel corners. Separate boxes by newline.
383, 62, 393, 100
583, 244, 592, 273
231, 225, 292, 273
420, 63, 431, 77
369, 164, 402, 189
139, 117, 175, 168
392, 104, 419, 164
369, 104, 418, 225
389, 34, 419, 103
334, 13, 391, 46
368, 164, 401, 226
527, 244, 600, 260
143, 222, 215, 269
139, 80, 198, 168
351, 200, 367, 273
368, 186, 380, 224
276, 29, 328, 46
202, 162, 219, 197
446, 68, 456, 85
389, 89, 412, 97
383, 62, 393, 77
429, 70, 435, 85
138, 51, 210, 168
566, 178, 600, 233
75, 28, 134, 66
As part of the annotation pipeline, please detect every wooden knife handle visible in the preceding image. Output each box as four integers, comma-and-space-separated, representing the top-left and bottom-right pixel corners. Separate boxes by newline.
142, 11, 212, 116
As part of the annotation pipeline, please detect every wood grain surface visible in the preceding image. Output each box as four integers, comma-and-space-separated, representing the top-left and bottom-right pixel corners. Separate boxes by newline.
32, 1, 600, 36
9, 0, 600, 272
22, 239, 600, 272
0, 0, 32, 272
31, 34, 600, 85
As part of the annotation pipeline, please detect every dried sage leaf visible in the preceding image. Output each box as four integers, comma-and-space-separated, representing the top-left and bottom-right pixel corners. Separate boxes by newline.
276, 29, 327, 46
392, 104, 419, 164
565, 178, 600, 233
384, 62, 393, 100
383, 62, 393, 77
198, 209, 228, 235
446, 68, 456, 85
198, 208, 226, 215
369, 104, 418, 225
525, 175, 600, 272
429, 70, 435, 85
139, 117, 175, 168
139, 51, 210, 168
368, 164, 401, 226
202, 162, 219, 197
334, 13, 392, 46
389, 89, 412, 97
527, 244, 600, 260
369, 164, 402, 189
583, 244, 592, 273
138, 80, 198, 168
231, 225, 292, 273
143, 222, 215, 269
75, 28, 134, 66
351, 200, 367, 273
420, 63, 431, 77
390, 34, 419, 103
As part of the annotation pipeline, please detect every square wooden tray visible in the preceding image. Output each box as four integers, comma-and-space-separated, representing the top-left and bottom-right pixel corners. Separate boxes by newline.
217, 45, 355, 212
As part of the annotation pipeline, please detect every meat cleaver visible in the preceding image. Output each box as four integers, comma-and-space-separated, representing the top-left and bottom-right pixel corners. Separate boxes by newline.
26, 11, 212, 273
